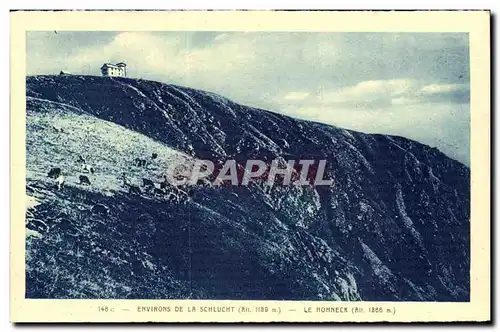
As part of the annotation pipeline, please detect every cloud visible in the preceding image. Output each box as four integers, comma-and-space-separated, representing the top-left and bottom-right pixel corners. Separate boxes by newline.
280, 77, 470, 164
319, 79, 416, 106
419, 83, 470, 104
391, 97, 420, 106
284, 92, 310, 101
27, 32, 469, 107
309, 79, 469, 109
283, 102, 470, 165
74, 32, 182, 75
421, 83, 466, 94
26, 31, 470, 164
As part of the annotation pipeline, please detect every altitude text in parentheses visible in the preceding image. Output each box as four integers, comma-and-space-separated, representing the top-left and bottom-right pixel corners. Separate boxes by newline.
352, 306, 364, 314
270, 307, 281, 314
238, 306, 251, 313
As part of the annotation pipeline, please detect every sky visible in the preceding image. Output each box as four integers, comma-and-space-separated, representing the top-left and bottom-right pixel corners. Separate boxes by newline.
26, 31, 470, 165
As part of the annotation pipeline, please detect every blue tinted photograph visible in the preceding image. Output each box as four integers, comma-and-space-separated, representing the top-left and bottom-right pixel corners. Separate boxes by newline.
25, 31, 470, 301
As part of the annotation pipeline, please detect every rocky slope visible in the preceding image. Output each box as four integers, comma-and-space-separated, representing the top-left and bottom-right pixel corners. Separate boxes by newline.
25, 75, 470, 301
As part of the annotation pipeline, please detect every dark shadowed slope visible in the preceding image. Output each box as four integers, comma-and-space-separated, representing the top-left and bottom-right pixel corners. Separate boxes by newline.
25, 75, 469, 301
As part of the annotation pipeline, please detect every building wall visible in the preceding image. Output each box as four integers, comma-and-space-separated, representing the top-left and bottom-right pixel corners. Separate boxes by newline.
102, 66, 126, 77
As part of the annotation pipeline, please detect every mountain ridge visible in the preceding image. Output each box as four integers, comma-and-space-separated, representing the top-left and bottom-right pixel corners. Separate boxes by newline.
25, 75, 470, 301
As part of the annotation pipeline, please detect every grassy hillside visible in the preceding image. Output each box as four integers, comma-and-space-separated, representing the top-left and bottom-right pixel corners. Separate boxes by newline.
25, 75, 470, 301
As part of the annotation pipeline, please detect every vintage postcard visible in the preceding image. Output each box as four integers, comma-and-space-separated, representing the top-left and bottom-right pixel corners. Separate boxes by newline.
10, 10, 490, 323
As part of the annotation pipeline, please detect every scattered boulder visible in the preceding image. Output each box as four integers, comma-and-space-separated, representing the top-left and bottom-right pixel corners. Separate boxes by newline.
153, 188, 164, 197
91, 203, 109, 216
134, 158, 147, 167
142, 178, 155, 190
129, 186, 142, 195
47, 167, 61, 179
79, 175, 91, 185
27, 219, 49, 233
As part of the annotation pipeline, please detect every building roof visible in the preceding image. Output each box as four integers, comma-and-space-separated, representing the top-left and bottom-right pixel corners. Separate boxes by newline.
101, 62, 127, 70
